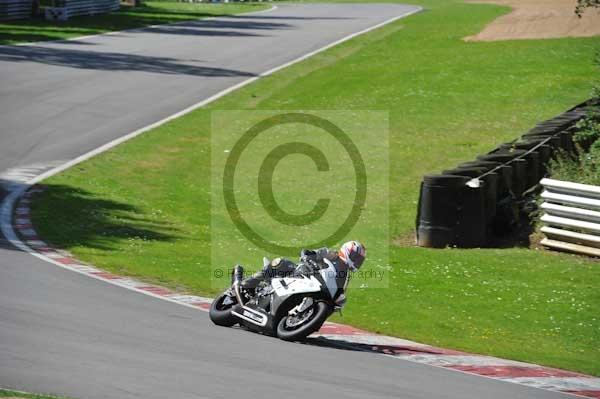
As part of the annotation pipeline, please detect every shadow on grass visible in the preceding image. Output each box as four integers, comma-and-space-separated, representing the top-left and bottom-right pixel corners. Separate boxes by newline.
29, 184, 179, 252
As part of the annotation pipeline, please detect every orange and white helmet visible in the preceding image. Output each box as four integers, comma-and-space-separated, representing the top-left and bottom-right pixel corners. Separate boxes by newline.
339, 241, 366, 271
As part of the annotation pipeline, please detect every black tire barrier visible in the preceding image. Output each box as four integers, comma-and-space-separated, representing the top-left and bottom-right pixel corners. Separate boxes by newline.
477, 152, 528, 197
529, 143, 551, 164
493, 149, 541, 189
442, 166, 488, 176
416, 99, 597, 248
490, 148, 527, 158
460, 161, 513, 198
505, 141, 552, 170
521, 134, 562, 152
559, 131, 575, 153
510, 158, 529, 198
502, 139, 546, 152
455, 182, 487, 248
523, 151, 541, 189
443, 167, 498, 223
487, 142, 514, 155
416, 174, 471, 248
458, 160, 500, 168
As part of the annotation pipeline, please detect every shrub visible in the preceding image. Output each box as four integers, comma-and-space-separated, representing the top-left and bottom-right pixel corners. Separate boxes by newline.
573, 109, 600, 148
548, 110, 600, 185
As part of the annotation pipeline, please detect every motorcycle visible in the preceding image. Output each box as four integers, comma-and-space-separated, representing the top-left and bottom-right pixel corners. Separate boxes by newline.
209, 257, 347, 341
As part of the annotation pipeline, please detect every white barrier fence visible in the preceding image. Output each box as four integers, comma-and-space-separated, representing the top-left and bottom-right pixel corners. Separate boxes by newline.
540, 178, 600, 257
45, 0, 119, 21
0, 0, 32, 21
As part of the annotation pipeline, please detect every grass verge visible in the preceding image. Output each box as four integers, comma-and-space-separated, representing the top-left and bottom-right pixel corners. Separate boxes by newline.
0, 389, 69, 399
30, 0, 600, 375
0, 1, 269, 45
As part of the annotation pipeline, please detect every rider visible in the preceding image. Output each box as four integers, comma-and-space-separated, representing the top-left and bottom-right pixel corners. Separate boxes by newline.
241, 241, 366, 300
300, 240, 366, 274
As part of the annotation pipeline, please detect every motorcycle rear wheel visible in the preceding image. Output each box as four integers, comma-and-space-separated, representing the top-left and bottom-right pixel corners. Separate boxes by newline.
209, 293, 237, 327
276, 300, 332, 341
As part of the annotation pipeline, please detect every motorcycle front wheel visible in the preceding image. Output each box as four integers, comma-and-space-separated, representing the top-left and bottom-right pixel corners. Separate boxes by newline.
209, 292, 237, 327
276, 300, 332, 341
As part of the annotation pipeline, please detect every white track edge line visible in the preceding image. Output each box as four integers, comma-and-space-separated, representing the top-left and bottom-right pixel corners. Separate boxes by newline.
25, 5, 423, 187
1, 4, 278, 48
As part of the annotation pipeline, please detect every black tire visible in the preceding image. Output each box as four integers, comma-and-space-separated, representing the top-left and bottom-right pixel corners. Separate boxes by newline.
209, 293, 237, 327
276, 300, 332, 342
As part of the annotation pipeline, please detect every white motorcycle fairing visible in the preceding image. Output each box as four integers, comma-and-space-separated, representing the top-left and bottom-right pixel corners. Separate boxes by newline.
319, 259, 339, 300
270, 259, 339, 299
271, 275, 321, 296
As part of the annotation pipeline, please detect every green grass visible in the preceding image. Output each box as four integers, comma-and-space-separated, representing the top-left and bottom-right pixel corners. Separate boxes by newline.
30, 0, 600, 375
0, 389, 70, 399
0, 1, 269, 45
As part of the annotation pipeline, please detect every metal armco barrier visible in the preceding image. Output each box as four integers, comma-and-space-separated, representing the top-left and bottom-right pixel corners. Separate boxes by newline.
540, 178, 600, 257
0, 0, 32, 21
416, 98, 599, 248
45, 0, 119, 21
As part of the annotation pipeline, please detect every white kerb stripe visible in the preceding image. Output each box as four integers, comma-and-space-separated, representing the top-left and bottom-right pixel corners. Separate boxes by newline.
499, 377, 600, 392
394, 354, 538, 367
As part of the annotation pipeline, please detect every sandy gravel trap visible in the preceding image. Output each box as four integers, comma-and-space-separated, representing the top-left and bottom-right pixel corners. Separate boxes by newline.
465, 0, 600, 41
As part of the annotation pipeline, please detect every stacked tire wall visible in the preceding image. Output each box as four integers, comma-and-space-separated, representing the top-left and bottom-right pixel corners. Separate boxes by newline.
416, 98, 599, 248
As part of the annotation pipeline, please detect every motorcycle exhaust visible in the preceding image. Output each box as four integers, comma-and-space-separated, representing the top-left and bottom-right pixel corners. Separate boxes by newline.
231, 265, 245, 305
231, 264, 244, 284
231, 306, 268, 327
230, 264, 268, 327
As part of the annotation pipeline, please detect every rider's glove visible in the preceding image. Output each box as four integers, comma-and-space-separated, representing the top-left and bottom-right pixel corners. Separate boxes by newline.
299, 248, 317, 263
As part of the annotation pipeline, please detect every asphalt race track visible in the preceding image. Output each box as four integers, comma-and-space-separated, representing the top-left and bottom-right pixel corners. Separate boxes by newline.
0, 4, 574, 398
0, 3, 416, 174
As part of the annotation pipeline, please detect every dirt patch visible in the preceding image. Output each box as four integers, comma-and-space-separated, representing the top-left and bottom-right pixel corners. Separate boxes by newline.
392, 231, 417, 247
465, 0, 600, 41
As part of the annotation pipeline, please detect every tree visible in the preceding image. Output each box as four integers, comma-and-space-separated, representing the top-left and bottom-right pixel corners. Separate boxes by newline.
575, 0, 600, 16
